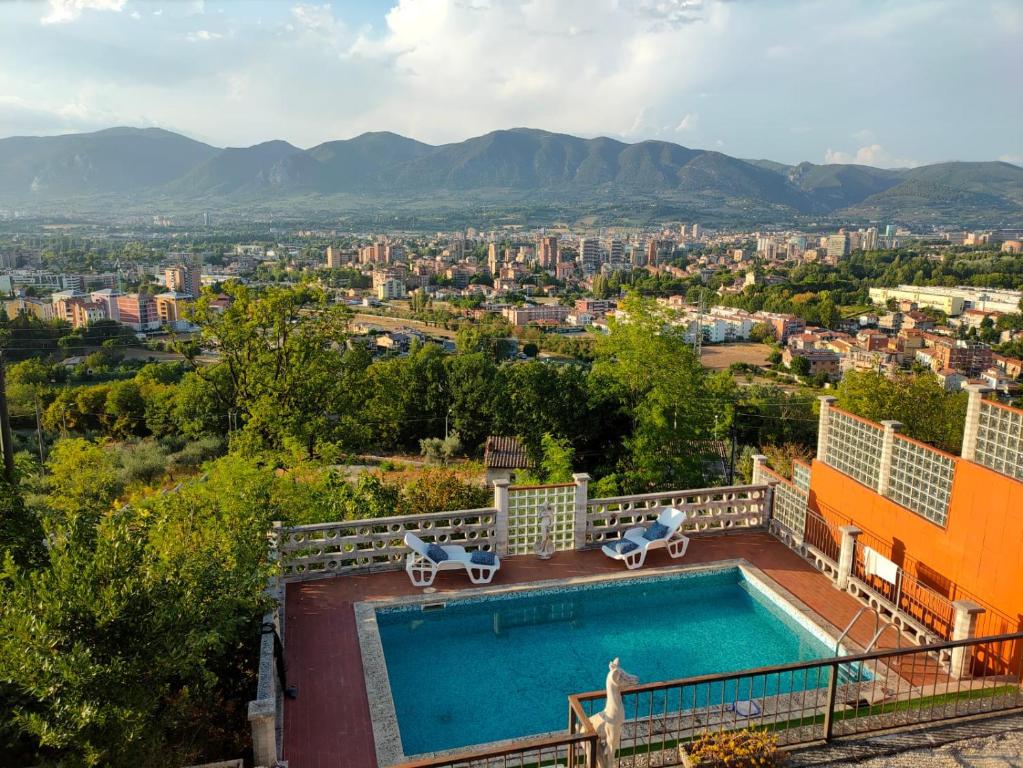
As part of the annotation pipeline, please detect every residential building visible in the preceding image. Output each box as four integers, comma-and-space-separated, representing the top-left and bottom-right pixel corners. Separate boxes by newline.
325, 246, 344, 268
753, 311, 805, 342
164, 263, 202, 298
115, 293, 160, 332
783, 347, 841, 379
578, 238, 601, 276
377, 279, 408, 301
502, 304, 570, 327
605, 239, 625, 265
538, 236, 558, 269
826, 232, 850, 259
574, 298, 617, 318
154, 291, 192, 329
929, 338, 993, 377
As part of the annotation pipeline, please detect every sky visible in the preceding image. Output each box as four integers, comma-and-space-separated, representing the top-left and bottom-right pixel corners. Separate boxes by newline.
1, 0, 1021, 168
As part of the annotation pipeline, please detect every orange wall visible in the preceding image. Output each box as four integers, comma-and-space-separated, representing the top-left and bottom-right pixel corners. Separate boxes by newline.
809, 458, 1023, 627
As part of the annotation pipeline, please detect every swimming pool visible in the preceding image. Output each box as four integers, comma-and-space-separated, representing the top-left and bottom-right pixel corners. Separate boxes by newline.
368, 564, 855, 757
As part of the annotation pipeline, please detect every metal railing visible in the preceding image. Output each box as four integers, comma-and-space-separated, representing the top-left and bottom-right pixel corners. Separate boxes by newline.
571, 631, 1023, 765
390, 632, 1023, 768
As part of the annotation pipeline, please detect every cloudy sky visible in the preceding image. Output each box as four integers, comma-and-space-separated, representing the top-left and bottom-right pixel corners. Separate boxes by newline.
1, 0, 1020, 167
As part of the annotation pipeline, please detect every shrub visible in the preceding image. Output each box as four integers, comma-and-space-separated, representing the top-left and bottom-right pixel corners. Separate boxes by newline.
117, 441, 170, 486
684, 728, 785, 767
168, 437, 227, 469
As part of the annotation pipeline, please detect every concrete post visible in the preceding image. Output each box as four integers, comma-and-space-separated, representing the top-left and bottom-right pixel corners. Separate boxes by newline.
836, 525, 861, 591
572, 473, 591, 551
750, 454, 769, 486
817, 396, 837, 461
949, 600, 985, 679
961, 384, 990, 462
248, 698, 277, 768
877, 420, 902, 497
492, 479, 510, 555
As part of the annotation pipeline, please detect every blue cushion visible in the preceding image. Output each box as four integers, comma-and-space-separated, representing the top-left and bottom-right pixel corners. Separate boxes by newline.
470, 550, 496, 566
426, 543, 448, 563
643, 521, 669, 541
612, 540, 639, 554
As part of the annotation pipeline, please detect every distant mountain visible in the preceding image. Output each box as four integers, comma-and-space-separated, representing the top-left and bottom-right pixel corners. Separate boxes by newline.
0, 127, 217, 197
0, 126, 1020, 226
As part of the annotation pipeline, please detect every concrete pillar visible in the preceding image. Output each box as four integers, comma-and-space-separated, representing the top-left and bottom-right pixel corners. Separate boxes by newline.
750, 454, 769, 486
248, 698, 277, 768
961, 384, 990, 462
836, 525, 861, 590
950, 600, 985, 679
877, 420, 902, 497
817, 396, 837, 461
492, 479, 510, 555
572, 473, 591, 551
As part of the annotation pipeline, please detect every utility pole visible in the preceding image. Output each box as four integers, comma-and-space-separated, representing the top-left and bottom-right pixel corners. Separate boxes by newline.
35, 396, 45, 467
0, 349, 15, 482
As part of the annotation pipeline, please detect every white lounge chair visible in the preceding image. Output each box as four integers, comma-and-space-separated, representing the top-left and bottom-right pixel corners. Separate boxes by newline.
601, 507, 689, 569
404, 532, 501, 587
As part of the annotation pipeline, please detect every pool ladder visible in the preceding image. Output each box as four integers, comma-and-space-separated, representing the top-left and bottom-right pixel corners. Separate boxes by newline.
834, 606, 903, 656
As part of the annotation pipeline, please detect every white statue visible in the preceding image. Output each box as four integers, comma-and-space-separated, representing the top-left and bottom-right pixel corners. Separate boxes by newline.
534, 502, 555, 559
588, 658, 639, 768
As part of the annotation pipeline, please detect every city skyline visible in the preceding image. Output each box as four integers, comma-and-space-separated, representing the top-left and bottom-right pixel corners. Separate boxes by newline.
1, 0, 1020, 168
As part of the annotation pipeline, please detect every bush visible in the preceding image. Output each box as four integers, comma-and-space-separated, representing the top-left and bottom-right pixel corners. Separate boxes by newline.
117, 441, 170, 486
168, 437, 226, 469
684, 728, 785, 767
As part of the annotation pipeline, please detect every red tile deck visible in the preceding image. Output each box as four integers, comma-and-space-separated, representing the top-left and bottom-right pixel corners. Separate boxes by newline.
282, 532, 922, 768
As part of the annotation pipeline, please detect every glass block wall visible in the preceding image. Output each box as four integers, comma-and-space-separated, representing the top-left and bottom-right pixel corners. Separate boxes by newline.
792, 461, 811, 492
823, 409, 884, 489
887, 435, 955, 526
506, 483, 577, 555
773, 478, 808, 535
975, 401, 1023, 482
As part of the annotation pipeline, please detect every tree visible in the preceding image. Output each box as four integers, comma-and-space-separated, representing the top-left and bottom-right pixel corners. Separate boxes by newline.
184, 283, 351, 455
836, 370, 967, 453
0, 456, 282, 766
104, 381, 147, 438
789, 355, 811, 378
43, 439, 122, 541
592, 294, 735, 490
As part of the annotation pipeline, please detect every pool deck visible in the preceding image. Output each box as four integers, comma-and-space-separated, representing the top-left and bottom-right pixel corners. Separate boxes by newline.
282, 532, 930, 768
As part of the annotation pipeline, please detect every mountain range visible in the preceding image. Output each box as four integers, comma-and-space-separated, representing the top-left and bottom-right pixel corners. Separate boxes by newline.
1, 126, 1020, 227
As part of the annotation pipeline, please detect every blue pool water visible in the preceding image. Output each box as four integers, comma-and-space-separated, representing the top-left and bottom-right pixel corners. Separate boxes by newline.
375, 567, 852, 755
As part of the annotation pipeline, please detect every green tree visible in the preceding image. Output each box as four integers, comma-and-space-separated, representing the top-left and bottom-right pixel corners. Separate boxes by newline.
44, 439, 122, 541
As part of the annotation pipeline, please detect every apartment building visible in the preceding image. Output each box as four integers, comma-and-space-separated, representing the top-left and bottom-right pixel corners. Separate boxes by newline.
502, 304, 570, 327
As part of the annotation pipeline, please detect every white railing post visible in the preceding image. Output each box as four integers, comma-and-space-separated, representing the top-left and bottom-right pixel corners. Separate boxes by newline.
248, 698, 277, 768
961, 384, 990, 461
750, 454, 769, 486
817, 396, 837, 461
877, 420, 902, 497
493, 479, 510, 556
572, 473, 591, 551
950, 600, 985, 678
836, 524, 861, 591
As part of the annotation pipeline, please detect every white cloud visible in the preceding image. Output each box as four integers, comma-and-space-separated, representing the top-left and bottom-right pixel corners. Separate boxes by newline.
41, 0, 126, 25
675, 113, 698, 132
824, 144, 917, 168
187, 29, 223, 43
998, 154, 1023, 165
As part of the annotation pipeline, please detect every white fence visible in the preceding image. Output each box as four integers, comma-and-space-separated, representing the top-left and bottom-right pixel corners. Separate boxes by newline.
275, 479, 773, 579
279, 507, 498, 580
584, 484, 770, 547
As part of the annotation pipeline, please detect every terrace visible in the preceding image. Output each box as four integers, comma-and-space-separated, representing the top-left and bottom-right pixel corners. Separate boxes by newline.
249, 387, 1023, 768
